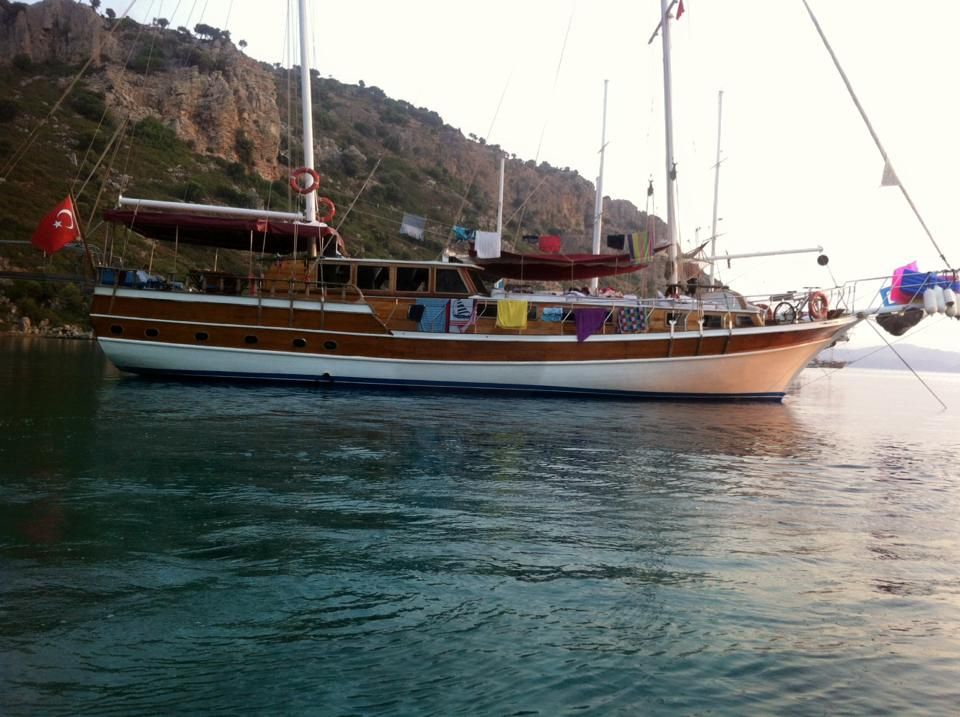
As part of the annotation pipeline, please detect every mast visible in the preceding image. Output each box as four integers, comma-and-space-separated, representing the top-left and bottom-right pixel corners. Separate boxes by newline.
497, 155, 505, 235
298, 0, 318, 256
659, 0, 680, 291
590, 79, 609, 292
708, 90, 723, 285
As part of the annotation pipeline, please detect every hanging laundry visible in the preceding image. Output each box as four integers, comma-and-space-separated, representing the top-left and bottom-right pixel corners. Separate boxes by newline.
415, 298, 450, 332
606, 234, 625, 250
475, 230, 502, 259
522, 235, 539, 245
627, 231, 651, 262
400, 213, 426, 240
496, 300, 528, 329
541, 307, 564, 322
448, 299, 477, 333
575, 308, 608, 342
453, 225, 476, 243
538, 235, 562, 253
618, 306, 647, 333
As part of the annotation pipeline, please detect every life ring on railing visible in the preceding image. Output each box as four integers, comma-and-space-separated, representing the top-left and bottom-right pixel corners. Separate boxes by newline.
808, 291, 829, 320
755, 303, 774, 322
289, 167, 320, 194
317, 196, 336, 223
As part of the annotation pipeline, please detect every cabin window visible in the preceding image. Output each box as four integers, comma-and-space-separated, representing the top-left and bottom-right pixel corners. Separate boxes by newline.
195, 332, 209, 341
244, 335, 258, 345
435, 268, 469, 295
293, 338, 307, 348
323, 340, 338, 351
318, 262, 351, 286
396, 267, 429, 293
110, 324, 123, 335
145, 328, 159, 337
356, 265, 391, 291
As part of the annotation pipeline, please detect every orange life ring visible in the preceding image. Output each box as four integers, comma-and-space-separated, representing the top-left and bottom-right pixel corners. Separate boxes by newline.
290, 167, 320, 195
808, 291, 829, 320
317, 196, 336, 224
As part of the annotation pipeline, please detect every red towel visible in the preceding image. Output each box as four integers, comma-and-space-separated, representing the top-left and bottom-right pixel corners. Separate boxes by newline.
538, 235, 561, 253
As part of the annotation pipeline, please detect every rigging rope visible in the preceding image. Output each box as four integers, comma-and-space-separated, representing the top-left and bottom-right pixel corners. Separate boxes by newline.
513, 6, 575, 244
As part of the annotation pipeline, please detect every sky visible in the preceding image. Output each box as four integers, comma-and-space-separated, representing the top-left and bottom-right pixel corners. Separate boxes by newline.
89, 0, 960, 351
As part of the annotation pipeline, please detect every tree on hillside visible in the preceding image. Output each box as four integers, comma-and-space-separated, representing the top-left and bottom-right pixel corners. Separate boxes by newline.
105, 8, 115, 20
90, 0, 101, 12
239, 39, 247, 52
194, 23, 220, 41
153, 18, 169, 29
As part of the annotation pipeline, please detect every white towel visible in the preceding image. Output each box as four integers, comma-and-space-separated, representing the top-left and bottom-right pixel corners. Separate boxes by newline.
474, 230, 501, 259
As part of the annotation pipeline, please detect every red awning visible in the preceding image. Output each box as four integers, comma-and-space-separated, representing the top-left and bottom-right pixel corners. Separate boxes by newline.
470, 250, 646, 281
103, 209, 333, 255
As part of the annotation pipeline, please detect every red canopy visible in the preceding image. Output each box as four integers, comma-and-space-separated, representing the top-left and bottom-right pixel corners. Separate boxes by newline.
103, 209, 333, 255
470, 250, 646, 281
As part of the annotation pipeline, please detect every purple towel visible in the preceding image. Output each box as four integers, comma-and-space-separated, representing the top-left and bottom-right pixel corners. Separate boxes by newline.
575, 308, 608, 342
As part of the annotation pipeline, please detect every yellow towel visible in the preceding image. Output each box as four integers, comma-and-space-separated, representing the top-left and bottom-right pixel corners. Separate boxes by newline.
496, 300, 528, 329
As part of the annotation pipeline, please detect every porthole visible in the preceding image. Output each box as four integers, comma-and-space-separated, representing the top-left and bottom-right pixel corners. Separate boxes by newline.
323, 340, 337, 351
195, 332, 209, 341
145, 328, 159, 338
244, 335, 259, 345
293, 338, 307, 348
110, 324, 123, 335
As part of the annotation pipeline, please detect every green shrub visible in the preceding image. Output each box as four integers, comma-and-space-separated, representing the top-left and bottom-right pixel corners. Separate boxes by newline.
75, 129, 108, 154
12, 54, 31, 72
135, 116, 179, 150
179, 180, 205, 202
0, 99, 17, 123
69, 89, 109, 123
234, 131, 255, 167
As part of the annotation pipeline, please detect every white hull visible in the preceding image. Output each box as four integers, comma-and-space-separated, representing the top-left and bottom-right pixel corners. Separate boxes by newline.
97, 327, 847, 400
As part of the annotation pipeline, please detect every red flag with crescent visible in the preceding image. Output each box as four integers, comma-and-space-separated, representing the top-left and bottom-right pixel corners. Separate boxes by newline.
31, 196, 81, 254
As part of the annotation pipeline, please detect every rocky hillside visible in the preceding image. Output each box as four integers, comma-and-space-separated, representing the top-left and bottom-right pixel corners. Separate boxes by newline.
0, 0, 671, 332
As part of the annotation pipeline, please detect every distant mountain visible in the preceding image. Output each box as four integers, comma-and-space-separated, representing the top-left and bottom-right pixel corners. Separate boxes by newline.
818, 344, 960, 373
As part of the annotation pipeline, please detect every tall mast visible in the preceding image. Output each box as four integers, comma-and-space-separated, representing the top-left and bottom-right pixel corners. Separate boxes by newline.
708, 90, 723, 285
659, 0, 679, 290
298, 0, 317, 236
590, 79, 609, 292
497, 155, 505, 235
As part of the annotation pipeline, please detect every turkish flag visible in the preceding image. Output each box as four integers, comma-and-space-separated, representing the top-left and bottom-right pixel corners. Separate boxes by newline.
31, 196, 81, 254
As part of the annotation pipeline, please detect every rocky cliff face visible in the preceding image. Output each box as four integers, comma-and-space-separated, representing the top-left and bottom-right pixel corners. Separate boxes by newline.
96, 45, 281, 178
0, 0, 115, 66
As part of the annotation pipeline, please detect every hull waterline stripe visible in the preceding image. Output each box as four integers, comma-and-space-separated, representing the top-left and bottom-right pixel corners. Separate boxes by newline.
112, 365, 786, 401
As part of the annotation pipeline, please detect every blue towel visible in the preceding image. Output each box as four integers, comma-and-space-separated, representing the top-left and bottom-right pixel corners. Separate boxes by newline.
541, 307, 564, 322
416, 298, 449, 332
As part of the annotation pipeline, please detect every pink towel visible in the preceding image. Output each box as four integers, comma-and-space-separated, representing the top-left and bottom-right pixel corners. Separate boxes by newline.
890, 261, 918, 304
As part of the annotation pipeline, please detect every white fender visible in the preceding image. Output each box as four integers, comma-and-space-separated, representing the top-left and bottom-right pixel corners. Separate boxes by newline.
923, 288, 938, 315
934, 285, 947, 314
943, 287, 957, 317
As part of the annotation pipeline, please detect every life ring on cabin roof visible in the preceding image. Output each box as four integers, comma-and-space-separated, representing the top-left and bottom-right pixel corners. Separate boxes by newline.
317, 196, 336, 224
290, 167, 320, 194
755, 303, 774, 322
808, 291, 829, 320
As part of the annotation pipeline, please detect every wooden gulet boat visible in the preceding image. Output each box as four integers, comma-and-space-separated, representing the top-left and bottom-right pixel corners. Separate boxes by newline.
87, 0, 863, 400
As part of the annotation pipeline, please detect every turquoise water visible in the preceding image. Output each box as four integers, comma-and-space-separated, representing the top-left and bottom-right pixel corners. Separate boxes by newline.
2, 336, 960, 715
